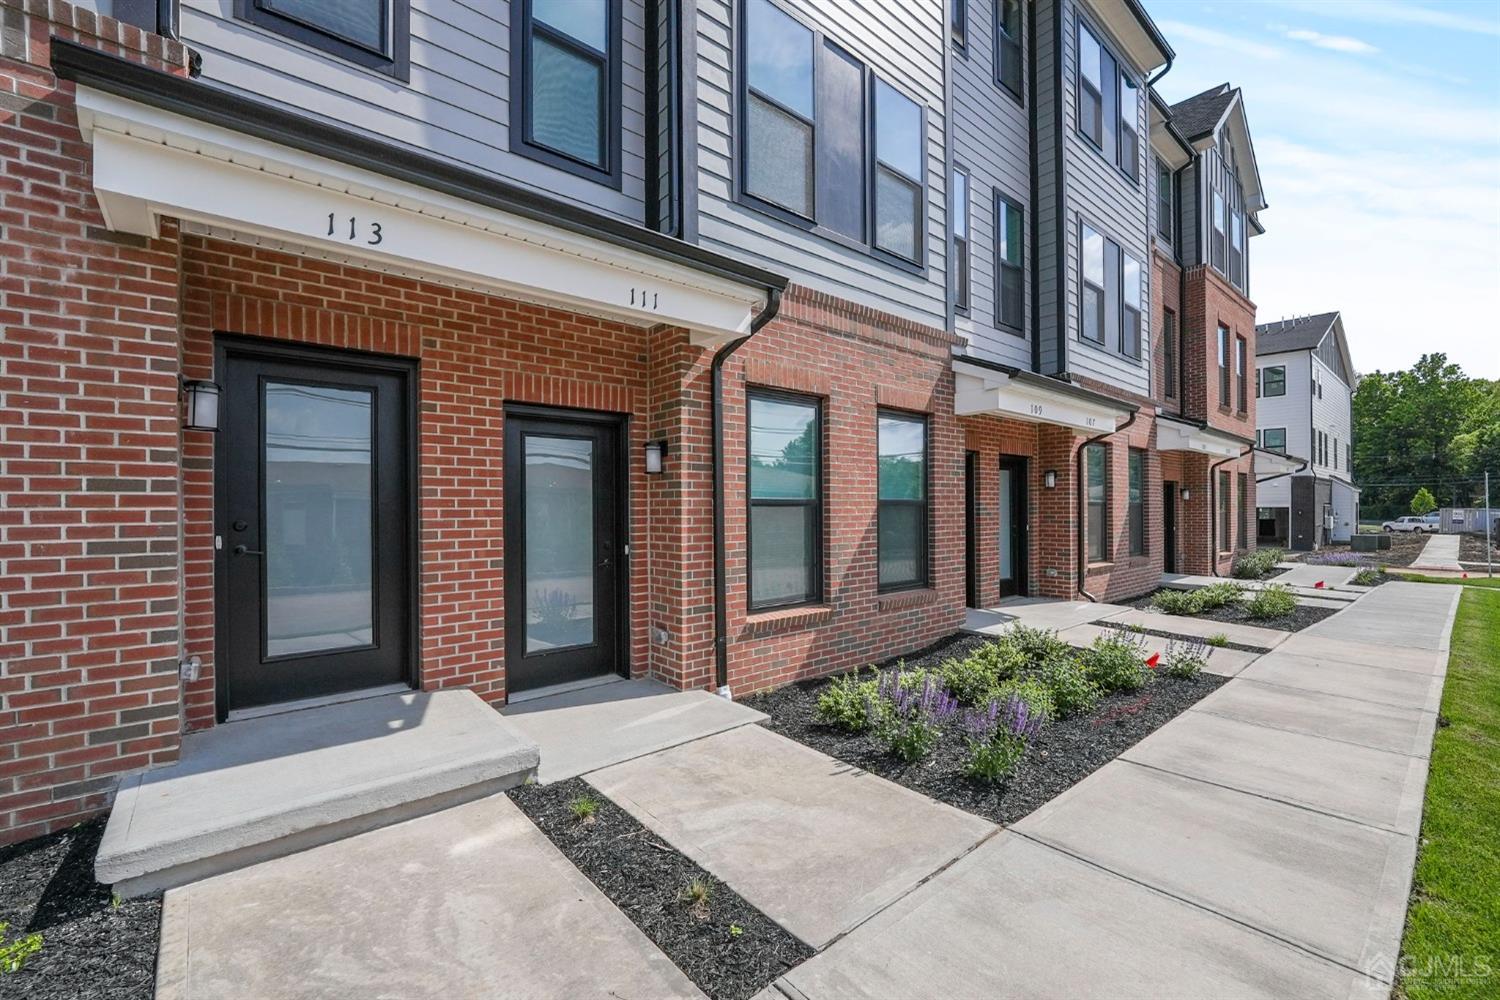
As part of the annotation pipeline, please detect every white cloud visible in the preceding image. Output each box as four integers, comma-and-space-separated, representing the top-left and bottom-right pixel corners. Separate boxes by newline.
1270, 0, 1500, 39
1283, 28, 1379, 55
1155, 20, 1286, 61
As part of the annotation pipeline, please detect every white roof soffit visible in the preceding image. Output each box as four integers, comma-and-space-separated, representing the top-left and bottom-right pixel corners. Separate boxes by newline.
1254, 449, 1304, 476
1156, 418, 1245, 459
953, 362, 1131, 435
74, 87, 766, 347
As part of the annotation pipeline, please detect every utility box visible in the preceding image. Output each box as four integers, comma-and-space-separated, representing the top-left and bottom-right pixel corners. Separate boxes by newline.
1352, 534, 1391, 552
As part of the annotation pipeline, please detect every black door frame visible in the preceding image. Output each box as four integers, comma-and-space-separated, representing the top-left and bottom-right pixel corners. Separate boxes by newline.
964, 450, 979, 608
502, 403, 631, 693
213, 335, 420, 722
998, 455, 1028, 598
1163, 481, 1178, 574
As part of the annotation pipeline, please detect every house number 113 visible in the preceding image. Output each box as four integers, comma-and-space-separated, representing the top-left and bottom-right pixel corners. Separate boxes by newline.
327, 214, 384, 246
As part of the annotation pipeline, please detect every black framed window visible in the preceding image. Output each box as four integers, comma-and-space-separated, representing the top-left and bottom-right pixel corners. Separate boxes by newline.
748, 391, 822, 609
995, 0, 1023, 102
1261, 364, 1285, 397
1230, 208, 1245, 287
877, 411, 928, 590
513, 0, 621, 185
1121, 252, 1143, 359
1118, 73, 1140, 182
238, 0, 409, 78
1237, 472, 1249, 550
1218, 470, 1232, 551
953, 168, 970, 314
1076, 20, 1105, 148
1162, 308, 1178, 399
1080, 222, 1105, 344
874, 80, 924, 263
743, 0, 815, 216
1261, 428, 1286, 454
1218, 324, 1231, 406
1077, 15, 1137, 179
1332, 435, 1340, 470
996, 191, 1024, 332
1128, 448, 1145, 556
952, 0, 968, 49
1085, 442, 1108, 562
1236, 336, 1248, 412
1155, 158, 1174, 242
1347, 442, 1352, 472
1211, 191, 1227, 272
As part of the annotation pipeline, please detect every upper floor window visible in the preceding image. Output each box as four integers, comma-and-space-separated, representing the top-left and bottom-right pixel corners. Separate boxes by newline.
1211, 191, 1227, 272
1218, 324, 1231, 406
953, 169, 970, 314
874, 81, 924, 263
1258, 365, 1286, 397
1077, 22, 1106, 148
744, 0, 815, 216
1080, 223, 1106, 345
1260, 428, 1286, 453
1119, 74, 1140, 182
1121, 253, 1143, 359
238, 0, 410, 78
1076, 18, 1138, 181
953, 0, 968, 49
748, 391, 822, 610
995, 0, 1023, 102
513, 0, 620, 184
1155, 159, 1174, 243
1079, 220, 1137, 361
877, 412, 929, 591
1236, 336, 1248, 412
1230, 209, 1245, 287
1347, 442, 1352, 472
996, 191, 1024, 332
1162, 308, 1178, 399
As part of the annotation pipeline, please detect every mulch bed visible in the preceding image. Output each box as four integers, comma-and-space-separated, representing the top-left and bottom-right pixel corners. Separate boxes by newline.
1125, 589, 1340, 632
0, 818, 159, 1000
1460, 533, 1500, 564
1090, 621, 1269, 654
740, 633, 1226, 827
510, 779, 811, 1000
1309, 532, 1427, 568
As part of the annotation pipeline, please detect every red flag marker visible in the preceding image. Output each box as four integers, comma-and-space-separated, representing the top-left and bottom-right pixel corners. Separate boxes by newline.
1463, 573, 1469, 579
1314, 580, 1325, 589
1145, 652, 1160, 669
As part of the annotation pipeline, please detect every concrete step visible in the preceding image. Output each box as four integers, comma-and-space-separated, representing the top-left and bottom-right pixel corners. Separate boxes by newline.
96, 690, 538, 898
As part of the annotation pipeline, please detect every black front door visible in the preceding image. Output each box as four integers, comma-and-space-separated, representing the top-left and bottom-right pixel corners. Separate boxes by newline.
998, 456, 1027, 598
1163, 482, 1178, 573
219, 342, 414, 718
504, 409, 624, 693
965, 451, 979, 607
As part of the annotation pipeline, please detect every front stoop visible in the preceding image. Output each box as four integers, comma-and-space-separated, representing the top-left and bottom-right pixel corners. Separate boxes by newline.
96, 690, 538, 898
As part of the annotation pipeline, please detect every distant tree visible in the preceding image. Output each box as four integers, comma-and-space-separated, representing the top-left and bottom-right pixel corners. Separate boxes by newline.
1410, 487, 1437, 516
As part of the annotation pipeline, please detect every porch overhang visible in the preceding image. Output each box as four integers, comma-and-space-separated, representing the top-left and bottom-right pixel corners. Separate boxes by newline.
62, 50, 780, 348
1254, 449, 1305, 477
1155, 415, 1250, 459
953, 360, 1135, 435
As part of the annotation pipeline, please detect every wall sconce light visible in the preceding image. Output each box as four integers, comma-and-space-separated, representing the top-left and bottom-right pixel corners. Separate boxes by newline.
1043, 470, 1058, 489
1180, 487, 1192, 501
182, 379, 221, 432
644, 439, 669, 475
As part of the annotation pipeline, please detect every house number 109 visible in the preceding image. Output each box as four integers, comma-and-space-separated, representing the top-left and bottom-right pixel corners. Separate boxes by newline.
327, 214, 384, 246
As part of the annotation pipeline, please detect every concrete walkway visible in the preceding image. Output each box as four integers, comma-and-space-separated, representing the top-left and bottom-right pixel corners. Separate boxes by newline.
1410, 532, 1463, 572
767, 581, 1458, 999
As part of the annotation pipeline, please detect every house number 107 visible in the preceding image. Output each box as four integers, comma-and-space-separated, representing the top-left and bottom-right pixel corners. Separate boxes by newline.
327, 214, 384, 246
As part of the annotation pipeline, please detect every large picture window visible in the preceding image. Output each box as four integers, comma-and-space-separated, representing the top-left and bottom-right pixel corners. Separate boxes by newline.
240, 0, 409, 78
1128, 448, 1145, 556
1086, 443, 1108, 562
995, 0, 1023, 102
514, 0, 620, 183
748, 392, 822, 609
877, 411, 928, 590
996, 192, 1024, 332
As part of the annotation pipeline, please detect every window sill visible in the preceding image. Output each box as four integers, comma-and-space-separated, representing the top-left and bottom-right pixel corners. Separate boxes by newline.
744, 604, 834, 635
1085, 561, 1113, 573
877, 588, 940, 612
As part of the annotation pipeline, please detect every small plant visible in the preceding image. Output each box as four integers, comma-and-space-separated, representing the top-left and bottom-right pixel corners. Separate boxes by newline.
1352, 566, 1387, 587
1, 923, 42, 975
1245, 582, 1297, 620
815, 671, 879, 732
961, 693, 1045, 783
1162, 637, 1209, 679
1081, 628, 1151, 693
1006, 625, 1073, 667
1232, 547, 1284, 580
680, 878, 713, 920
1195, 581, 1246, 610
1035, 655, 1100, 718
1151, 588, 1205, 616
729, 923, 744, 938
991, 676, 1055, 723
1306, 551, 1373, 567
868, 670, 959, 762
1206, 633, 1230, 648
568, 794, 599, 825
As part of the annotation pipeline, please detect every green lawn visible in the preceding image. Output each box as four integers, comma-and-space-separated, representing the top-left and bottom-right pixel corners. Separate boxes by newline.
1399, 573, 1500, 591
1398, 588, 1500, 999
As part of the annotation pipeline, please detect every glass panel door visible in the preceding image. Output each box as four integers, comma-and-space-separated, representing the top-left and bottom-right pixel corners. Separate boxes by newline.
998, 466, 1015, 581
523, 435, 597, 652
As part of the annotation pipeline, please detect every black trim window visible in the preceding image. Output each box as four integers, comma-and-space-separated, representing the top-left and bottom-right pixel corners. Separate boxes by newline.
953, 168, 970, 314
1261, 427, 1286, 454
1260, 364, 1285, 397
996, 191, 1024, 332
1218, 470, 1232, 551
953, 0, 968, 49
1211, 191, 1227, 272
744, 0, 815, 216
995, 0, 1023, 102
239, 0, 409, 79
1080, 222, 1106, 344
1121, 252, 1143, 359
513, 0, 621, 184
748, 391, 822, 609
877, 411, 928, 591
1218, 323, 1231, 406
1237, 472, 1249, 550
1347, 442, 1352, 472
1076, 17, 1138, 180
1236, 336, 1248, 412
1076, 20, 1106, 148
1230, 208, 1245, 287
1332, 435, 1339, 471
1128, 448, 1145, 556
1162, 308, 1178, 399
1155, 158, 1174, 242
1085, 442, 1108, 562
1119, 73, 1140, 182
874, 80, 924, 263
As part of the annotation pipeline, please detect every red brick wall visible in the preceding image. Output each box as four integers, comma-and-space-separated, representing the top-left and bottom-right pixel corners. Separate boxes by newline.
0, 2, 188, 843
1181, 264, 1257, 439
1152, 248, 1184, 414
959, 414, 1039, 608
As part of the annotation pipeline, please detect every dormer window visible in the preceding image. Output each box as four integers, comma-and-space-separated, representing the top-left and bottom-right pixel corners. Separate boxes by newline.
513, 0, 622, 186
238, 0, 410, 79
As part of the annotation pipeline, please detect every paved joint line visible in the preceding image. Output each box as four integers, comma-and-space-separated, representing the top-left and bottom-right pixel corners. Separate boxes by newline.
1231, 674, 1441, 713
1189, 707, 1431, 760
1116, 757, 1415, 838
1009, 829, 1390, 986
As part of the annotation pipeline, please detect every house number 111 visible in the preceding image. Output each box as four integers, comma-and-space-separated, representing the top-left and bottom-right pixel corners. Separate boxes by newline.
327, 214, 384, 246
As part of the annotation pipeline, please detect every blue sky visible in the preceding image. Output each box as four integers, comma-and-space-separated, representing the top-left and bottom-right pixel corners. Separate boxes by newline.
1146, 0, 1500, 378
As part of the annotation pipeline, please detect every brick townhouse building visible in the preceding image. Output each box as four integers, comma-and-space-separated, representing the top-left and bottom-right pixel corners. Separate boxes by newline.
0, 0, 1269, 845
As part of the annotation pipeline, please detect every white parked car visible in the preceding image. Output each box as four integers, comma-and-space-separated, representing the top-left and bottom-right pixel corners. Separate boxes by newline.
1382, 514, 1440, 533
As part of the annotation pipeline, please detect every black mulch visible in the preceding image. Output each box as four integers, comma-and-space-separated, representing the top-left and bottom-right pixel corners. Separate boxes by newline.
0, 818, 159, 1000
1235, 565, 1290, 581
509, 779, 812, 1000
1460, 533, 1500, 564
1310, 532, 1426, 568
1125, 589, 1340, 632
740, 633, 1226, 827
1090, 621, 1269, 654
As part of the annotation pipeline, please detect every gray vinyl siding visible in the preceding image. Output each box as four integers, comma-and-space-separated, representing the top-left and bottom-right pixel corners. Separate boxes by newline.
691, 0, 949, 328
1043, 0, 1152, 395
179, 1, 650, 223
951, 0, 1031, 369
1035, 0, 1062, 374
1179, 158, 1199, 268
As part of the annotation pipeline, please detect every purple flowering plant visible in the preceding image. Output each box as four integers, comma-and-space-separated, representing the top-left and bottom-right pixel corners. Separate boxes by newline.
963, 692, 1045, 783
865, 670, 959, 762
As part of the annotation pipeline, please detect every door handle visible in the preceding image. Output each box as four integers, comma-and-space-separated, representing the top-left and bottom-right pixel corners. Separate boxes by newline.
232, 544, 264, 557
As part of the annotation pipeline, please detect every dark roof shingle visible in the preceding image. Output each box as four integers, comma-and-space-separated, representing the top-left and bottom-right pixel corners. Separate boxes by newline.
1255, 311, 1339, 352
1168, 84, 1237, 140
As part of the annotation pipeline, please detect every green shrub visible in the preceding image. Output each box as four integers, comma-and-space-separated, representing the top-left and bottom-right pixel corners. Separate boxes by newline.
1206, 633, 1230, 648
992, 676, 1055, 723
815, 672, 879, 732
1035, 655, 1100, 718
1245, 582, 1298, 620
1151, 588, 1205, 616
1081, 630, 1150, 693
0, 923, 42, 975
1232, 548, 1284, 580
568, 794, 599, 823
1162, 637, 1209, 679
1352, 566, 1386, 587
938, 641, 1028, 706
1005, 625, 1072, 668
1195, 581, 1246, 610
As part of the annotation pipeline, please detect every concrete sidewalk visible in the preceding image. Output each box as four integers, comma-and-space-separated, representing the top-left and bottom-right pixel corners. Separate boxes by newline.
769, 582, 1458, 999
1410, 532, 1463, 572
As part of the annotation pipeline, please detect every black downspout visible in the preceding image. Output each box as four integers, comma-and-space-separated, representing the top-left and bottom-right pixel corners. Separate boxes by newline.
712, 287, 783, 694
1208, 444, 1254, 577
1077, 410, 1138, 602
